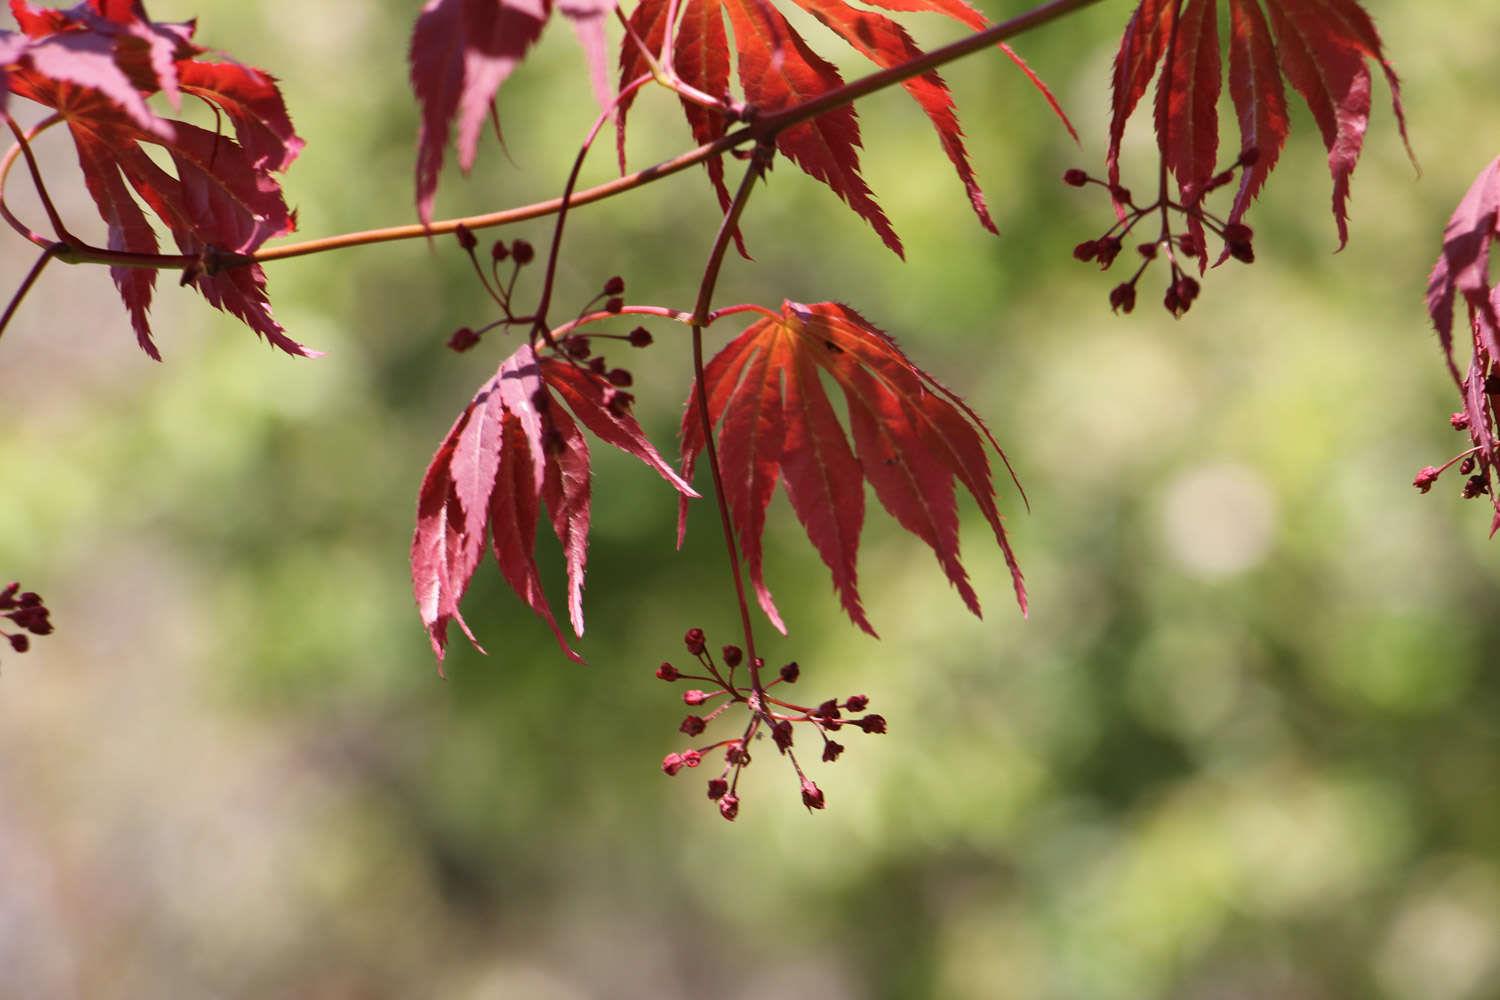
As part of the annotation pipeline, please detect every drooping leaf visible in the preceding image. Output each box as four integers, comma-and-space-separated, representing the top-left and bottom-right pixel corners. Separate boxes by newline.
1425, 156, 1500, 532
412, 342, 697, 667
407, 0, 615, 224
610, 0, 1074, 255
1107, 0, 1412, 244
678, 301, 1026, 635
3, 0, 307, 358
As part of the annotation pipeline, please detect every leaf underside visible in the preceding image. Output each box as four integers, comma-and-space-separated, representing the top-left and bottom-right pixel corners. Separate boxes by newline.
678, 300, 1026, 636
3, 0, 307, 358
411, 343, 696, 669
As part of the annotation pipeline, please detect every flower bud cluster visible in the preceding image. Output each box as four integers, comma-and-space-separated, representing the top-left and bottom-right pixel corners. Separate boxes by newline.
446, 226, 540, 353
1, 582, 53, 668
1063, 149, 1260, 318
655, 625, 887, 820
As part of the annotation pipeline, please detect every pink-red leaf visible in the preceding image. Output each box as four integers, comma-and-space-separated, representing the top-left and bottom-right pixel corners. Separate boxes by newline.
678, 301, 1025, 633
4, 1, 306, 357
1225, 0, 1287, 225
412, 344, 696, 668
721, 0, 903, 257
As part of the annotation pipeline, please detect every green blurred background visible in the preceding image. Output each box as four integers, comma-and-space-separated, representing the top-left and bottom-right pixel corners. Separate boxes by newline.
4, 1, 1500, 997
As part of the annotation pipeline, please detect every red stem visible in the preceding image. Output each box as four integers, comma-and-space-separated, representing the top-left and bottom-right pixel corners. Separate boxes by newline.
0, 242, 63, 345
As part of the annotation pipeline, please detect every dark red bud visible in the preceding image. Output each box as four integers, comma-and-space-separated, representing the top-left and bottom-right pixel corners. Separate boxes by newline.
800, 778, 826, 810
1452, 411, 1471, 430
627, 326, 653, 348
491, 240, 510, 261
681, 749, 702, 768
1463, 475, 1488, 499
588, 356, 607, 374
1228, 241, 1255, 263
605, 297, 624, 314
1138, 241, 1159, 259
719, 793, 740, 821
1460, 457, 1477, 475
1413, 466, 1441, 493
1177, 234, 1202, 258
721, 645, 743, 668
1238, 146, 1260, 168
1073, 239, 1099, 263
1111, 184, 1133, 205
1164, 285, 1186, 318
816, 698, 841, 719
656, 661, 680, 681
564, 336, 591, 358
455, 224, 477, 252
606, 368, 633, 388
661, 752, 686, 776
685, 628, 706, 655
858, 714, 888, 734
1109, 282, 1136, 315
1223, 223, 1253, 243
0, 583, 18, 608
707, 778, 728, 800
771, 720, 793, 752
845, 694, 869, 712
447, 326, 480, 352
606, 390, 634, 417
683, 689, 708, 706
822, 740, 845, 763
779, 661, 800, 683
1062, 168, 1089, 187
1096, 237, 1123, 269
1176, 276, 1201, 303
725, 743, 749, 765
680, 714, 707, 736
602, 275, 625, 296
511, 239, 535, 265
8, 633, 29, 653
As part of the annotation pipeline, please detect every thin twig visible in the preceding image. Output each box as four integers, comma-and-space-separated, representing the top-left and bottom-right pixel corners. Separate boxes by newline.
0, 242, 64, 345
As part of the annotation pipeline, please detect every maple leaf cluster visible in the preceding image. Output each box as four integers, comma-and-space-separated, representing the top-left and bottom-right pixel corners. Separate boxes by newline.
679, 300, 1026, 635
1070, 0, 1413, 313
1418, 157, 1500, 535
409, 0, 1073, 255
1, 0, 306, 358
411, 337, 697, 670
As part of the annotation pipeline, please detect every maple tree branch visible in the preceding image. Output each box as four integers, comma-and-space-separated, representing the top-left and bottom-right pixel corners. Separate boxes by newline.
532, 73, 655, 344
1, 0, 1105, 277
690, 141, 775, 699
0, 242, 64, 346
0, 114, 70, 248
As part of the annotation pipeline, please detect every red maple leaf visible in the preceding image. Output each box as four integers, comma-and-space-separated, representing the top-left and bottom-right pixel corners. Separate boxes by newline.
677, 300, 1026, 636
411, 341, 697, 670
616, 0, 1074, 257
1426, 155, 1500, 535
3, 0, 306, 359
407, 0, 615, 225
1108, 0, 1412, 247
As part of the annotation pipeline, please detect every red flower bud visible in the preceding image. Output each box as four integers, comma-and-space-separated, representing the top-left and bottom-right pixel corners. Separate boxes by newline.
455, 224, 477, 251
491, 240, 510, 261
721, 644, 743, 668
627, 326, 653, 348
857, 714, 887, 734
816, 698, 841, 719
565, 336, 591, 358
8, 633, 29, 653
684, 628, 706, 655
779, 661, 800, 683
606, 368, 633, 387
661, 752, 686, 776
707, 778, 728, 800
1073, 239, 1100, 263
801, 778, 826, 810
605, 297, 624, 314
511, 239, 535, 265
772, 720, 794, 752
1223, 223, 1253, 243
1227, 241, 1255, 264
1413, 466, 1441, 493
683, 689, 709, 706
845, 694, 869, 712
822, 740, 844, 762
718, 793, 740, 821
1451, 411, 1471, 430
656, 661, 680, 681
447, 326, 480, 352
680, 715, 707, 736
1062, 168, 1089, 187
1238, 146, 1260, 168
1095, 237, 1123, 269
602, 275, 625, 296
1109, 282, 1136, 315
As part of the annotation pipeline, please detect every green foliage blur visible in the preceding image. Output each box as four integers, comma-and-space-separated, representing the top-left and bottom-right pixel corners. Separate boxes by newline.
3, 1, 1499, 996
